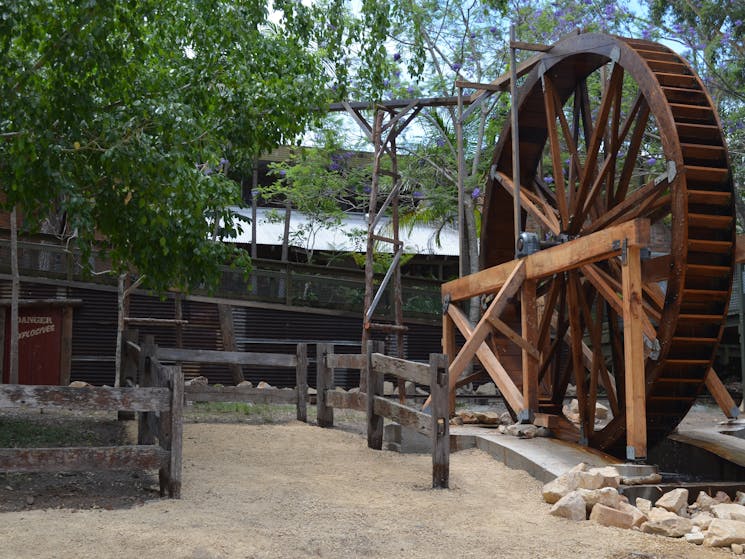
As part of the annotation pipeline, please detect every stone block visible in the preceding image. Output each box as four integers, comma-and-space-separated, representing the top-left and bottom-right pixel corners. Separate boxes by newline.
635, 497, 652, 514
590, 503, 634, 529
618, 502, 647, 528
549, 491, 587, 521
712, 503, 745, 522
640, 507, 692, 538
475, 382, 497, 396
542, 472, 581, 504
655, 488, 689, 516
691, 511, 714, 530
695, 491, 719, 512
684, 532, 704, 545
703, 518, 745, 547
734, 543, 745, 555
578, 487, 622, 512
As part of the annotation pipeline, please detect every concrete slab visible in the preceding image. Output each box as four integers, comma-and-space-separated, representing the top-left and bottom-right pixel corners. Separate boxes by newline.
450, 425, 619, 483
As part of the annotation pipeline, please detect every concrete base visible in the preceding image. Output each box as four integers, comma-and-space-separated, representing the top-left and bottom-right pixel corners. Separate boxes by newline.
450, 425, 620, 483
384, 423, 432, 454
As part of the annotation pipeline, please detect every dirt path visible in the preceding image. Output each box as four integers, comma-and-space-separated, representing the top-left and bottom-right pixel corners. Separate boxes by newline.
0, 421, 731, 559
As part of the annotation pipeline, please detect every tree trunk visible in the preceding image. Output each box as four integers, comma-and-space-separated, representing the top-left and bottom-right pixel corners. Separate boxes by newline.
114, 273, 128, 388
9, 206, 19, 384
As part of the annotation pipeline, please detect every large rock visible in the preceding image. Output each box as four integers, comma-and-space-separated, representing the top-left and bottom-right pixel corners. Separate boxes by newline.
581, 466, 620, 490
69, 380, 91, 388
473, 411, 501, 425
577, 487, 623, 512
237, 380, 253, 388
590, 503, 634, 529
618, 502, 648, 528
703, 518, 745, 547
595, 402, 609, 420
684, 531, 705, 545
475, 382, 497, 396
655, 488, 689, 516
736, 491, 745, 506
695, 491, 720, 512
712, 503, 745, 522
691, 511, 715, 530
549, 491, 587, 521
499, 412, 513, 425
734, 543, 745, 555
635, 497, 652, 514
457, 410, 480, 424
256, 381, 274, 389
542, 464, 587, 504
640, 507, 692, 538
506, 423, 537, 438
715, 491, 732, 504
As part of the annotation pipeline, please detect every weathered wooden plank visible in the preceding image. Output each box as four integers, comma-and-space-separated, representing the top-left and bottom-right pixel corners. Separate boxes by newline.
367, 341, 385, 450
373, 397, 432, 437
316, 343, 334, 428
736, 234, 744, 264
166, 365, 183, 498
0, 385, 170, 412
326, 390, 367, 411
59, 306, 74, 386
0, 446, 168, 473
429, 353, 449, 489
218, 304, 245, 384
184, 385, 297, 404
370, 353, 429, 385
156, 347, 296, 368
442, 218, 651, 302
326, 353, 366, 370
296, 343, 308, 422
442, 312, 456, 415
622, 244, 647, 460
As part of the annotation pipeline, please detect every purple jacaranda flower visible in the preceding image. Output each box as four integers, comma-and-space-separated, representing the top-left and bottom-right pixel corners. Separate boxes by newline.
413, 191, 423, 199
383, 78, 390, 87
646, 157, 657, 166
489, 26, 497, 34
363, 186, 371, 193
393, 52, 401, 62
471, 187, 481, 198
544, 176, 554, 184
407, 85, 415, 94
452, 62, 462, 72
470, 32, 477, 39
436, 137, 445, 147
279, 169, 286, 177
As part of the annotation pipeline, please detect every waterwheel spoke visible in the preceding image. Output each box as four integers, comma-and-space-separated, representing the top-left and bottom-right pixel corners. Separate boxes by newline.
583, 173, 669, 235
495, 172, 561, 235
543, 76, 570, 228
613, 100, 651, 205
567, 270, 591, 439
570, 64, 624, 233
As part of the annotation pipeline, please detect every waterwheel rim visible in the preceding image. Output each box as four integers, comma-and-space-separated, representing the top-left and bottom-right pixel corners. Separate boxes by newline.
480, 33, 735, 456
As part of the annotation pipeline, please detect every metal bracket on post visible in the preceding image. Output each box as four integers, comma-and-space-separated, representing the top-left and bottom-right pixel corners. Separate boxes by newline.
614, 238, 629, 265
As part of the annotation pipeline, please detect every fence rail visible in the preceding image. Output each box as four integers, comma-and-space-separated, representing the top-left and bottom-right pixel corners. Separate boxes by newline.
316, 341, 450, 488
0, 354, 183, 497
143, 338, 309, 422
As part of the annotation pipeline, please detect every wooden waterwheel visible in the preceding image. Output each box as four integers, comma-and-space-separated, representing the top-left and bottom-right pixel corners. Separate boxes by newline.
444, 33, 736, 460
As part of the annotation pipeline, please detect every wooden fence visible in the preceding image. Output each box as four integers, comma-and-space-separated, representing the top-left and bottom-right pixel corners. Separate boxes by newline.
0, 355, 183, 498
316, 341, 450, 488
138, 337, 309, 422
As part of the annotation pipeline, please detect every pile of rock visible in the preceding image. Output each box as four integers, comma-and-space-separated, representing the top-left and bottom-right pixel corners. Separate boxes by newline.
542, 463, 745, 550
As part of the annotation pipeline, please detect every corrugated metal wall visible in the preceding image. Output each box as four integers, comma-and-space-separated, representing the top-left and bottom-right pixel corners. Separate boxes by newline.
0, 279, 443, 389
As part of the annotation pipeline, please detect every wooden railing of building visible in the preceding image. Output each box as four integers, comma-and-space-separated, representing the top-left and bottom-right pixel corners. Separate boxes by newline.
138, 337, 309, 422
0, 349, 183, 498
316, 341, 450, 489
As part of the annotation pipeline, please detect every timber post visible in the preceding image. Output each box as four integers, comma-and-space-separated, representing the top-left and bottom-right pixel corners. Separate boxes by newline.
159, 364, 183, 498
296, 342, 308, 423
316, 343, 334, 428
621, 242, 647, 461
138, 335, 157, 446
366, 340, 385, 450
430, 352, 450, 489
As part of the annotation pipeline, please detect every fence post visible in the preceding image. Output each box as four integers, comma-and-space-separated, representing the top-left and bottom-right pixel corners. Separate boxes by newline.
138, 335, 156, 445
167, 365, 184, 498
316, 343, 334, 428
430, 353, 450, 489
296, 342, 308, 422
366, 340, 385, 450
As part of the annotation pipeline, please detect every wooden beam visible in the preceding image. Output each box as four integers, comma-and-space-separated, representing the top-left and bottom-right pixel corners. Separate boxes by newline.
705, 368, 739, 419
622, 244, 647, 460
0, 385, 169, 412
736, 234, 745, 264
487, 315, 540, 360
296, 343, 308, 422
156, 347, 296, 368
447, 304, 525, 413
447, 261, 525, 382
218, 304, 244, 384
430, 353, 449, 489
184, 385, 297, 404
442, 218, 650, 302
326, 353, 366, 370
442, 312, 456, 414
371, 353, 430, 385
367, 341, 385, 450
521, 279, 539, 420
0, 446, 167, 473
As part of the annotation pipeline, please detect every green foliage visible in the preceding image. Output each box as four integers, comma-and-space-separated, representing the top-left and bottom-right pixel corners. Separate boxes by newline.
0, 0, 407, 293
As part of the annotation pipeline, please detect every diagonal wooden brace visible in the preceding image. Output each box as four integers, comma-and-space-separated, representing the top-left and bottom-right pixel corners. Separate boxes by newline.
447, 261, 525, 383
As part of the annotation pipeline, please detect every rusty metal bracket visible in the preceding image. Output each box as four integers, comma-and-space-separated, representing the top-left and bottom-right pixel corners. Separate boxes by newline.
441, 293, 451, 316
436, 417, 446, 437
